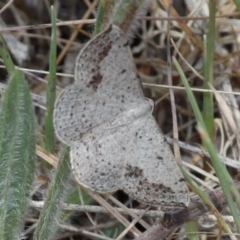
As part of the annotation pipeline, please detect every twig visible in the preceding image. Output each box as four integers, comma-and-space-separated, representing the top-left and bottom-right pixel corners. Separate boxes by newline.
29, 200, 164, 218
30, 181, 240, 239
166, 136, 240, 169
136, 180, 240, 240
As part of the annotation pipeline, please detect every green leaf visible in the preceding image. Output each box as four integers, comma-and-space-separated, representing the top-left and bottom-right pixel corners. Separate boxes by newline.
0, 34, 15, 73
33, 147, 71, 240
112, 0, 145, 34
174, 56, 240, 232
45, 6, 57, 153
94, 0, 148, 37
202, 1, 216, 138
94, 0, 118, 35
0, 69, 36, 239
186, 220, 199, 240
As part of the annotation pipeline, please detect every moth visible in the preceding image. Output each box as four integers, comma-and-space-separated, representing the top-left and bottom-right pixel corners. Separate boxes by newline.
54, 25, 189, 208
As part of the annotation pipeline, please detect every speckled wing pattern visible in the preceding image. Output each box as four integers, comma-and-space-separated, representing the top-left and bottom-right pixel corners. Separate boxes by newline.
70, 124, 131, 193
122, 115, 188, 207
54, 25, 146, 144
53, 25, 189, 207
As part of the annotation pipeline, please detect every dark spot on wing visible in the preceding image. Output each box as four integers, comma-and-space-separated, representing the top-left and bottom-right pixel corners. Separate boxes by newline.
126, 166, 143, 178
124, 164, 176, 204
123, 40, 129, 47
179, 178, 185, 182
89, 72, 103, 91
163, 137, 168, 143
87, 27, 113, 91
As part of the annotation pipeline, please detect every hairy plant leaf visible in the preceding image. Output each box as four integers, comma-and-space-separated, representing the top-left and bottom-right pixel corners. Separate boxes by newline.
0, 69, 36, 239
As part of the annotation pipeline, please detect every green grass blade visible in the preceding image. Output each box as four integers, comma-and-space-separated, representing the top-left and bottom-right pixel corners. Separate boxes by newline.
33, 147, 71, 240
0, 69, 36, 239
182, 169, 233, 236
232, 0, 240, 12
185, 220, 199, 240
173, 56, 240, 232
0, 34, 15, 73
44, 6, 57, 153
202, 1, 216, 138
94, 0, 106, 35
